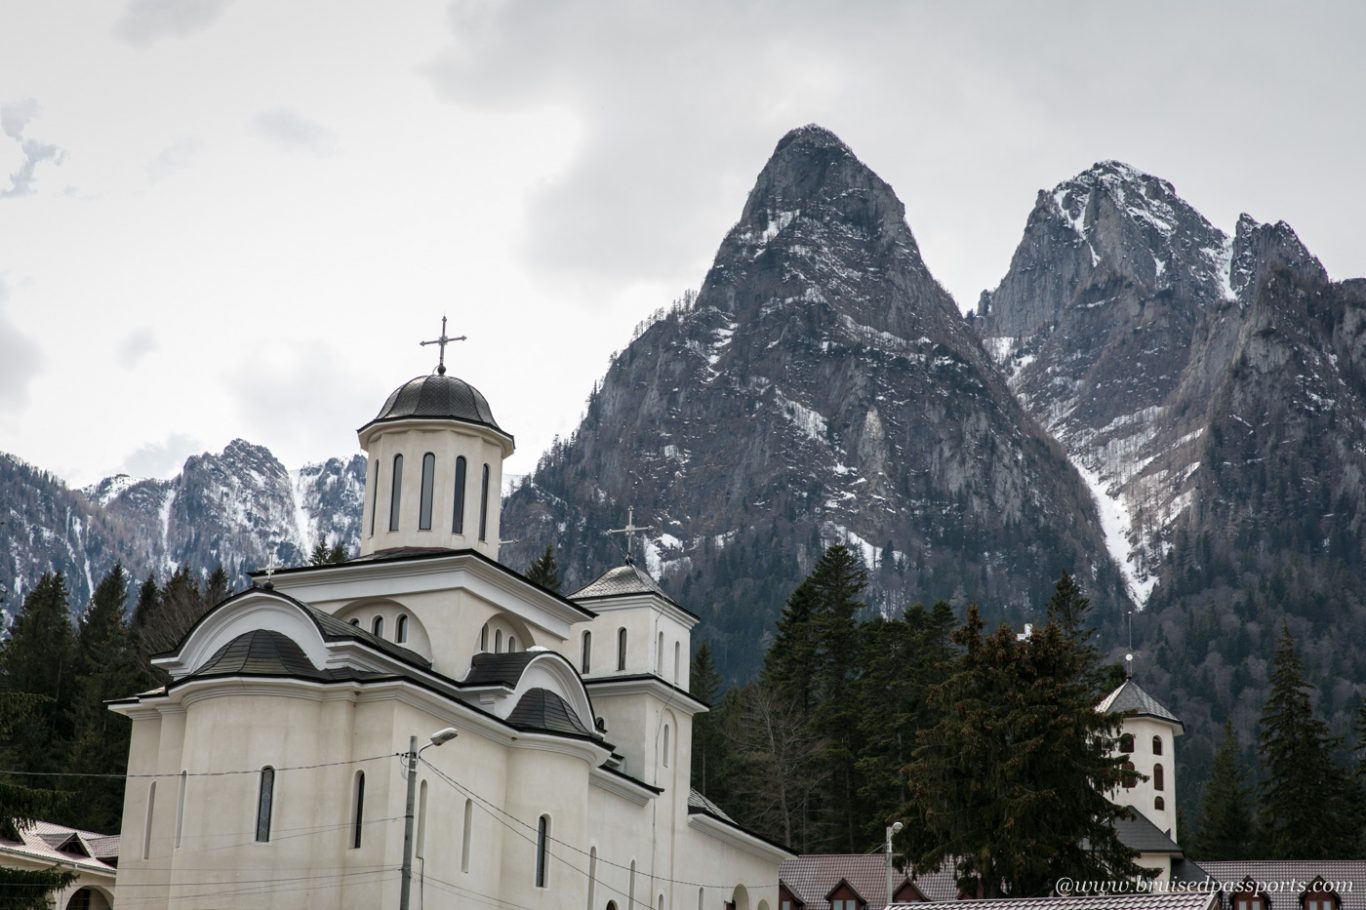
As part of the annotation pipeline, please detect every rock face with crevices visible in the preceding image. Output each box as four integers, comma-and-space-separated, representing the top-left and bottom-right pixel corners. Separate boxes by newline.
500, 125, 1125, 678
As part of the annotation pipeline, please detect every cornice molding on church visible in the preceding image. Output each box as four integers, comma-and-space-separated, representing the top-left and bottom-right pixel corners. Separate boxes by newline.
589, 765, 659, 806
571, 592, 701, 628
357, 416, 514, 457
687, 810, 797, 862
583, 675, 708, 715
266, 551, 593, 637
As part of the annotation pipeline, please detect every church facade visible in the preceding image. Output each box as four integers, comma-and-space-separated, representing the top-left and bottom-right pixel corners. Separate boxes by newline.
111, 362, 791, 909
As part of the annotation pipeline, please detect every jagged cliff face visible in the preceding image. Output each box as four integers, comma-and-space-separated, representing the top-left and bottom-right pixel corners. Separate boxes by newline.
974, 163, 1366, 790
0, 444, 365, 622
501, 126, 1128, 677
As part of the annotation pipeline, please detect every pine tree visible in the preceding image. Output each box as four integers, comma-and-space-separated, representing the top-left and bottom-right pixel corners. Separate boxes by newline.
67, 564, 152, 833
1190, 721, 1257, 859
903, 601, 1141, 896
525, 545, 561, 592
1258, 623, 1359, 858
0, 573, 77, 772
310, 541, 332, 565
689, 643, 725, 794
328, 542, 347, 564
0, 692, 78, 909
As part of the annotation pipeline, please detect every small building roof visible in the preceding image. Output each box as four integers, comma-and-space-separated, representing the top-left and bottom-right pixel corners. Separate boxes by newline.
1196, 861, 1366, 910
687, 789, 734, 822
890, 892, 1219, 910
196, 628, 334, 680
1113, 811, 1182, 855
1098, 680, 1184, 731
572, 561, 672, 601
0, 820, 119, 876
781, 853, 952, 909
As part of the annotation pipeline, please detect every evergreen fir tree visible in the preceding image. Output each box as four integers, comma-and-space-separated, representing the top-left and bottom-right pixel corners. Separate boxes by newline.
1190, 721, 1257, 859
310, 541, 332, 565
525, 545, 561, 592
0, 573, 76, 772
903, 604, 1141, 896
0, 692, 78, 909
1258, 623, 1359, 858
328, 542, 347, 564
689, 642, 725, 797
67, 564, 152, 833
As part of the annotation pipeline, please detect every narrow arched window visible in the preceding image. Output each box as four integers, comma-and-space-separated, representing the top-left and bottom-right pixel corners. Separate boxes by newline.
663, 725, 670, 768
143, 781, 156, 860
419, 453, 435, 530
659, 895, 665, 910
1154, 763, 1165, 791
453, 456, 467, 533
657, 631, 664, 674
175, 770, 187, 849
509, 636, 517, 653
1119, 733, 1134, 753
587, 846, 598, 909
495, 629, 502, 653
1122, 760, 1136, 789
396, 614, 409, 644
535, 814, 550, 887
372, 616, 384, 639
674, 641, 681, 685
416, 780, 428, 859
256, 766, 275, 842
478, 463, 490, 541
1155, 795, 1165, 811
461, 798, 472, 872
480, 623, 488, 652
351, 771, 365, 848
629, 860, 637, 908
582, 631, 592, 674
1152, 735, 1163, 755
368, 458, 378, 537
389, 454, 404, 532
617, 627, 627, 671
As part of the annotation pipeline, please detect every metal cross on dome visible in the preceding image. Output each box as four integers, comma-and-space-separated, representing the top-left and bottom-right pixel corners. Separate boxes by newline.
419, 315, 467, 376
606, 506, 653, 566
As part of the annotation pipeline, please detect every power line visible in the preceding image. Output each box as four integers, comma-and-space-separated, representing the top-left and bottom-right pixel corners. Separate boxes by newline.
0, 753, 397, 780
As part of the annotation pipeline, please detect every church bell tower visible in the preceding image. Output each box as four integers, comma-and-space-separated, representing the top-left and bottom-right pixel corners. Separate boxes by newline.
357, 321, 515, 560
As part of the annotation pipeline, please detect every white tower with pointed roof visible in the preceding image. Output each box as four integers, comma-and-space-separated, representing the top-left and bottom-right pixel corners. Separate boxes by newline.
1099, 678, 1184, 843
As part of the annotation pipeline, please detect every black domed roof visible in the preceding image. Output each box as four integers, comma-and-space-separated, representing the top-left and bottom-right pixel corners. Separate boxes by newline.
361, 373, 508, 437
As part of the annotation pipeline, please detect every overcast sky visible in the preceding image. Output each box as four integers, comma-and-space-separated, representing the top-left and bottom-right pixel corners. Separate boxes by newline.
2, 1, 1363, 489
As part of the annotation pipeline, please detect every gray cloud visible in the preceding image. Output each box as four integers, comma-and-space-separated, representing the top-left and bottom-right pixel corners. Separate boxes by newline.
113, 0, 231, 46
250, 107, 337, 157
146, 137, 201, 181
115, 328, 158, 368
0, 278, 44, 412
1, 99, 63, 198
227, 341, 372, 459
121, 432, 201, 479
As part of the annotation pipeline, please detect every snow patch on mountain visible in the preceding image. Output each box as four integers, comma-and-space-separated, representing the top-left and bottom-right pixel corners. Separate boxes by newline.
1072, 456, 1155, 605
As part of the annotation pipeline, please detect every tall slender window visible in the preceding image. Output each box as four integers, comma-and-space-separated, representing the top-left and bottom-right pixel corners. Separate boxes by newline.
480, 624, 488, 652
1152, 735, 1163, 755
416, 780, 428, 859
582, 631, 592, 674
1154, 763, 1165, 791
535, 814, 550, 887
657, 632, 664, 674
663, 725, 670, 767
368, 459, 378, 537
175, 770, 187, 848
389, 454, 404, 532
352, 772, 365, 848
256, 767, 275, 842
397, 615, 409, 644
143, 781, 156, 860
419, 453, 435, 530
629, 860, 637, 909
461, 799, 473, 872
587, 847, 598, 910
372, 616, 384, 639
495, 629, 502, 653
478, 464, 490, 541
453, 456, 467, 533
617, 628, 627, 671
674, 641, 681, 685
508, 636, 517, 653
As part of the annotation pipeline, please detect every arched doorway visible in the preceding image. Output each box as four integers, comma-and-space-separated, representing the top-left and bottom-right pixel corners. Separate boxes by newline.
65, 888, 113, 910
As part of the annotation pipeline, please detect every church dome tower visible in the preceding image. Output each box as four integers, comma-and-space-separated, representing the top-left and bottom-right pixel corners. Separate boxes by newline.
357, 333, 514, 560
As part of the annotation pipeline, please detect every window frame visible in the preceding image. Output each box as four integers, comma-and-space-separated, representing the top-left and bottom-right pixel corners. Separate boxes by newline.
418, 452, 436, 530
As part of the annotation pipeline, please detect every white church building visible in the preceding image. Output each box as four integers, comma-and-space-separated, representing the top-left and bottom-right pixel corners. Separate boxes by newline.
110, 355, 792, 909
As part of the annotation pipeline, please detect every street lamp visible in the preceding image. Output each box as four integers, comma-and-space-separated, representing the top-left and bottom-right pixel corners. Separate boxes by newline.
885, 821, 904, 906
400, 727, 459, 910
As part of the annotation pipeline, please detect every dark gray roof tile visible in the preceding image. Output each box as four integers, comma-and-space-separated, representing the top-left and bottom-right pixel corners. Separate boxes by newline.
506, 687, 593, 738
1098, 680, 1183, 729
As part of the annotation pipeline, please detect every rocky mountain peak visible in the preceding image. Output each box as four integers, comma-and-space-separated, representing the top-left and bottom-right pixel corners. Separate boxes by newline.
1230, 213, 1326, 299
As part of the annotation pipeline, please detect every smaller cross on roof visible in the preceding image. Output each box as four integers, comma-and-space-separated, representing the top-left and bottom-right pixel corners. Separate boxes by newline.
606, 506, 653, 565
419, 315, 467, 376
